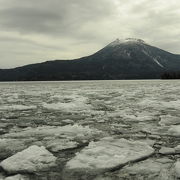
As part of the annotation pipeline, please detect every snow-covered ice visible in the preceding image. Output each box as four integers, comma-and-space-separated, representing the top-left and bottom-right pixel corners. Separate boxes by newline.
3, 124, 102, 141
117, 158, 174, 180
46, 139, 78, 152
0, 145, 57, 174
159, 115, 180, 126
168, 125, 180, 136
4, 174, 29, 180
1, 124, 102, 156
0, 105, 36, 111
42, 95, 91, 112
66, 137, 154, 171
175, 160, 180, 178
159, 147, 175, 155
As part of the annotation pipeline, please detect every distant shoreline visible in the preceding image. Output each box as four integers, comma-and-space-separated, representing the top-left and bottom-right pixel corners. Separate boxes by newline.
0, 79, 180, 83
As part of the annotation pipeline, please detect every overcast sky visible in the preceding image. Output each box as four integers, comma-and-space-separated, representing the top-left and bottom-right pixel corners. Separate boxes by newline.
0, 0, 179, 68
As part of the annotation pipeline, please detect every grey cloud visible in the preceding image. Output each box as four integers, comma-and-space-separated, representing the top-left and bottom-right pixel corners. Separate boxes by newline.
0, 36, 65, 50
0, 0, 179, 68
0, 0, 116, 38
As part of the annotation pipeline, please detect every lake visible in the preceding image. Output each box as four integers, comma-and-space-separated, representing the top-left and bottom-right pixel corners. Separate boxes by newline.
0, 80, 180, 179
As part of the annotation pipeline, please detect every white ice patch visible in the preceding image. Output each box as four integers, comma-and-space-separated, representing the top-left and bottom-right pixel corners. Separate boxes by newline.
1, 125, 102, 155
159, 115, 180, 126
46, 139, 78, 152
159, 147, 175, 155
175, 161, 180, 178
0, 145, 57, 174
42, 95, 91, 111
122, 114, 157, 122
120, 158, 173, 179
66, 137, 154, 171
138, 99, 180, 111
4, 174, 29, 180
0, 105, 36, 111
4, 124, 102, 143
168, 125, 180, 136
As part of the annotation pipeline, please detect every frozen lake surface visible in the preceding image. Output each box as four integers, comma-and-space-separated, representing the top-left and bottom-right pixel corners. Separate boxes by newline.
0, 80, 180, 180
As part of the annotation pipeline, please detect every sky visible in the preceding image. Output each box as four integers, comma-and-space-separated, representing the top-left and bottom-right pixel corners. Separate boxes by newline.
0, 0, 179, 68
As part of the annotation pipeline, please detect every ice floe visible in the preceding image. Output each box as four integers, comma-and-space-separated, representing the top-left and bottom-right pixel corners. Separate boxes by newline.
2, 124, 102, 154
0, 105, 36, 111
66, 137, 154, 172
0, 138, 30, 159
0, 145, 57, 174
42, 95, 91, 112
4, 174, 29, 180
159, 115, 180, 126
159, 147, 175, 155
117, 158, 174, 180
175, 160, 180, 178
4, 124, 101, 141
168, 125, 180, 136
46, 139, 78, 152
175, 145, 180, 153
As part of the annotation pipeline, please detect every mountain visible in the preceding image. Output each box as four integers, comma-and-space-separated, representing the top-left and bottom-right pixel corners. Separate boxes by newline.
0, 38, 180, 81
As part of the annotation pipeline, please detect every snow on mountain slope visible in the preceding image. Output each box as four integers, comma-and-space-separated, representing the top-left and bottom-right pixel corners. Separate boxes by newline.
107, 38, 146, 47
142, 49, 164, 68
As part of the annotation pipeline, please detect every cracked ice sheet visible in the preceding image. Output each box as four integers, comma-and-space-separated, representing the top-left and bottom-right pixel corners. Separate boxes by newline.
66, 137, 154, 172
159, 115, 180, 126
138, 99, 180, 111
0, 105, 37, 111
168, 125, 180, 136
1, 124, 102, 153
42, 95, 91, 112
0, 145, 57, 174
3, 124, 101, 140
100, 158, 174, 180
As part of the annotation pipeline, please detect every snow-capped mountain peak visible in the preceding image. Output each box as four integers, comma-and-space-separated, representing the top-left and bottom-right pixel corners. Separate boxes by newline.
107, 38, 146, 47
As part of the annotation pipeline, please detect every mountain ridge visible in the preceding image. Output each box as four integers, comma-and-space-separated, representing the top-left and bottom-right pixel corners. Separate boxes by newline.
0, 38, 180, 81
